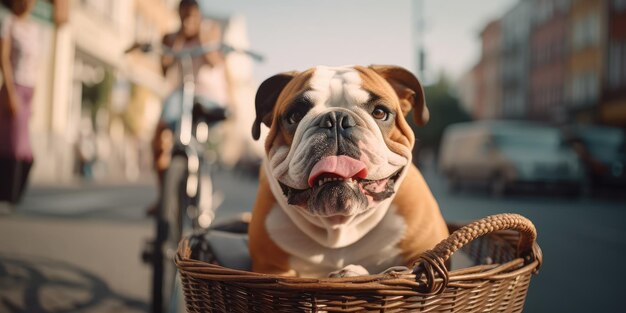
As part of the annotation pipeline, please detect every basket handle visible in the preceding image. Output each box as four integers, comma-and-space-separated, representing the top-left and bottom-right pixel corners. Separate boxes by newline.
411, 213, 542, 295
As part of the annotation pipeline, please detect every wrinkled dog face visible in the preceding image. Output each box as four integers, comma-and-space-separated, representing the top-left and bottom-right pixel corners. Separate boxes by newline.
253, 65, 428, 226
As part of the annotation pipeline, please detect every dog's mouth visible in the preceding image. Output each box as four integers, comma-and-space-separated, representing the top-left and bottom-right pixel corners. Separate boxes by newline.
308, 169, 402, 197
278, 156, 403, 218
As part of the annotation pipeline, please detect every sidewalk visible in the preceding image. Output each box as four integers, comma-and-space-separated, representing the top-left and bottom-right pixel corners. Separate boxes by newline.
16, 182, 156, 221
0, 215, 152, 313
0, 177, 155, 312
0, 168, 258, 313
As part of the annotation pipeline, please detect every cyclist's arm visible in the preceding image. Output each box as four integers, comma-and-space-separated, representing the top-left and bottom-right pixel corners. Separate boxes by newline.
161, 32, 184, 75
199, 19, 224, 67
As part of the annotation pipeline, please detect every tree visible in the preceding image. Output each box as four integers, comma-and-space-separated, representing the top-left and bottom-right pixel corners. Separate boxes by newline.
409, 73, 472, 164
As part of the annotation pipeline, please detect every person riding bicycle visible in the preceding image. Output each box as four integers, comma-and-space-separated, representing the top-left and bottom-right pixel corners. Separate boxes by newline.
149, 0, 229, 216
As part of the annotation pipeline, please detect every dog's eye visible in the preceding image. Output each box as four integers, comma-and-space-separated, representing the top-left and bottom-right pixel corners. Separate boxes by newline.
372, 106, 390, 121
286, 111, 304, 125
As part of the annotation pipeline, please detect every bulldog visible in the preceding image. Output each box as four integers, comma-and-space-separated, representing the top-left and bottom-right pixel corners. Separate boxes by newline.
249, 65, 448, 278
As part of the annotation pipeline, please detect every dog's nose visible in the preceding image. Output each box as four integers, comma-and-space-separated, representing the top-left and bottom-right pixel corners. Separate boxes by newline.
319, 111, 356, 130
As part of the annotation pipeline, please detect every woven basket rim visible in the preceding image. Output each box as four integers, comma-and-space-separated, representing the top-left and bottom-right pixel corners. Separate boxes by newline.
175, 213, 542, 296
175, 252, 539, 295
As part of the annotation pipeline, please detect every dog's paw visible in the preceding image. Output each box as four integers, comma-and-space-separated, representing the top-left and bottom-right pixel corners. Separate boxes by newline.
328, 264, 369, 278
380, 266, 410, 274
379, 266, 410, 278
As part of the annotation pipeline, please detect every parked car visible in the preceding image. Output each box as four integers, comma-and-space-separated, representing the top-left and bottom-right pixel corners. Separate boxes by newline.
439, 121, 584, 196
567, 126, 626, 189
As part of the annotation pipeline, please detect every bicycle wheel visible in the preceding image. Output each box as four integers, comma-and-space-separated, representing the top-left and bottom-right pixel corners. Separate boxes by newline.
156, 156, 190, 313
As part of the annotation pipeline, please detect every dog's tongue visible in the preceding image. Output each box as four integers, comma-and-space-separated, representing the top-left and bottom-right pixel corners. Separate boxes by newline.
308, 156, 368, 187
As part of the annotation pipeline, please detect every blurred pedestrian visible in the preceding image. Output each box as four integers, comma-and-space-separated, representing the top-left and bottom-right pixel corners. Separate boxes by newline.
148, 0, 229, 215
0, 0, 40, 206
76, 118, 98, 180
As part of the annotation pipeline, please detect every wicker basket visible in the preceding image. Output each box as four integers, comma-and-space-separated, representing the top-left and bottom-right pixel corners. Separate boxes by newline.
175, 213, 542, 312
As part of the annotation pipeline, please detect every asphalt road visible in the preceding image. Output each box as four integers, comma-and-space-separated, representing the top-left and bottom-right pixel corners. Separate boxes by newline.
0, 169, 258, 313
423, 165, 626, 313
1, 165, 624, 312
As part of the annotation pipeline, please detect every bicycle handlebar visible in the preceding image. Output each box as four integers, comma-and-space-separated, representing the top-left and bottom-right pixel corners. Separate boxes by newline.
125, 42, 264, 62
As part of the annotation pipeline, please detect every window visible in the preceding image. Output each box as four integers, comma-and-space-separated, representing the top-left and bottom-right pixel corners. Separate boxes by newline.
557, 0, 571, 12
570, 72, 598, 107
608, 40, 626, 89
546, 1, 554, 20
614, 0, 626, 12
573, 73, 588, 105
572, 11, 601, 51
586, 72, 600, 103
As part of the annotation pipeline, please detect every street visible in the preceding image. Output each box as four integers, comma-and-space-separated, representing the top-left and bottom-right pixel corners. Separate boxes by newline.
1, 0, 623, 312
0, 169, 258, 313
424, 166, 626, 313
1, 165, 625, 312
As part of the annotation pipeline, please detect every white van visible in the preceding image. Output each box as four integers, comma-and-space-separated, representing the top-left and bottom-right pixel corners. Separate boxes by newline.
439, 121, 584, 195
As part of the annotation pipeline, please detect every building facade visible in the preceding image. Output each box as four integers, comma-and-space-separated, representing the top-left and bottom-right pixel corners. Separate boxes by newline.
465, 0, 626, 129
530, 0, 571, 123
458, 67, 478, 116
0, 0, 179, 183
473, 20, 502, 120
602, 0, 626, 126
47, 0, 179, 182
501, 0, 531, 119
2, 0, 262, 183
567, 0, 606, 123
1, 0, 69, 182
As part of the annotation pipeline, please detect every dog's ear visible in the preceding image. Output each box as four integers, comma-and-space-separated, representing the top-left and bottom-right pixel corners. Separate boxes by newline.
252, 72, 297, 140
368, 65, 428, 126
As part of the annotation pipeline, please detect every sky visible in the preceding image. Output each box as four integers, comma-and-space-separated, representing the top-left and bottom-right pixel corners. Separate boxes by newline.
201, 0, 517, 84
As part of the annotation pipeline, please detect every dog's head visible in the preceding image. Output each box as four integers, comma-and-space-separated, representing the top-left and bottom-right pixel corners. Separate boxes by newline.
253, 65, 427, 227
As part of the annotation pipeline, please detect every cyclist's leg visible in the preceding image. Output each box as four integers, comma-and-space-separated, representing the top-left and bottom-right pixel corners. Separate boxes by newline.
153, 122, 173, 173
193, 95, 226, 120
147, 91, 181, 216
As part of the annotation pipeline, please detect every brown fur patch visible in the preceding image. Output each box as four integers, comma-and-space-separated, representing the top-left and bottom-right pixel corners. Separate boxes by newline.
249, 168, 296, 275
354, 66, 416, 158
392, 164, 449, 264
264, 69, 315, 152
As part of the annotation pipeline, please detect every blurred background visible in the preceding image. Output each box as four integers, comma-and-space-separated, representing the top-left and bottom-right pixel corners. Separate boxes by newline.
0, 0, 624, 312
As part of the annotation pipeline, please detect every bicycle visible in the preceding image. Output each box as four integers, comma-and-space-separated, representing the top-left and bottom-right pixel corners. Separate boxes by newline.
126, 42, 262, 313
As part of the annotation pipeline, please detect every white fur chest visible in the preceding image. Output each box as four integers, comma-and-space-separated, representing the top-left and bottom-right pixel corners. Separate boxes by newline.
265, 204, 407, 278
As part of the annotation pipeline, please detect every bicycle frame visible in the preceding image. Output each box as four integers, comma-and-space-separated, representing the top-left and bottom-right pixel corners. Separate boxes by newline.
127, 41, 262, 313
179, 54, 194, 147
176, 53, 202, 210
140, 43, 216, 313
